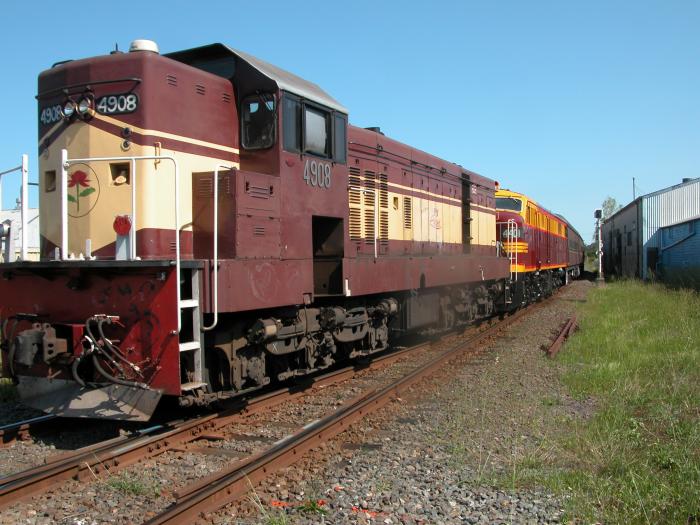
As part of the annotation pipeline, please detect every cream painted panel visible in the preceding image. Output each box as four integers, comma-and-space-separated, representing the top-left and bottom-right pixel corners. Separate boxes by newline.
40, 123, 234, 255
388, 192, 403, 241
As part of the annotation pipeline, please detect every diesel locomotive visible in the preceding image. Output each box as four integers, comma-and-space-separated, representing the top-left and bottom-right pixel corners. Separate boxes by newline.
0, 40, 581, 420
496, 188, 585, 304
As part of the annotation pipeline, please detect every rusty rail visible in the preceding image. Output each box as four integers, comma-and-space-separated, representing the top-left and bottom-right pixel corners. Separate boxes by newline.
0, 415, 58, 448
546, 316, 578, 357
144, 303, 542, 525
0, 343, 424, 509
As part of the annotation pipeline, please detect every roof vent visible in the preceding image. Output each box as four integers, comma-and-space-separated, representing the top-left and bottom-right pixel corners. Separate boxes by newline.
365, 126, 384, 135
129, 40, 159, 54
682, 177, 693, 183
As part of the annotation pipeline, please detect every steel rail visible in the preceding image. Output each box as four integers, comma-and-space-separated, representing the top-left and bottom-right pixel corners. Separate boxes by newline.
144, 302, 544, 525
546, 315, 578, 357
0, 342, 424, 509
0, 415, 58, 448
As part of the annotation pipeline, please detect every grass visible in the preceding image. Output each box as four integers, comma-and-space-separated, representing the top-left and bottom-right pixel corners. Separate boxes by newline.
536, 280, 700, 524
105, 472, 161, 498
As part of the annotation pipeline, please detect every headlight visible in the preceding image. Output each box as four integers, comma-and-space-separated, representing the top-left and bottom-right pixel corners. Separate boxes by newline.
77, 97, 93, 115
62, 101, 76, 118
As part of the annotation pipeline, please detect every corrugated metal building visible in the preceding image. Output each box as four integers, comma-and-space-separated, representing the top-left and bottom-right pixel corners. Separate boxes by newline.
659, 216, 700, 289
602, 177, 700, 283
0, 208, 40, 261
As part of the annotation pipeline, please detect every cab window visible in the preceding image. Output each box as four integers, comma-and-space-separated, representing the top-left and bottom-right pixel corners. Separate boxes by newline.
282, 93, 347, 164
304, 106, 329, 156
495, 197, 522, 212
241, 94, 276, 150
333, 113, 347, 163
283, 95, 301, 152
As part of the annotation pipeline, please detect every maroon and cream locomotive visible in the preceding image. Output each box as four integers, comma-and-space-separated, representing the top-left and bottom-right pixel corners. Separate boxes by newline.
1, 40, 573, 421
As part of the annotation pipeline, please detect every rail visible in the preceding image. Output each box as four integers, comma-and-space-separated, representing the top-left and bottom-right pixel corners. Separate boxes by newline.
202, 165, 235, 332
0, 154, 29, 261
145, 294, 554, 525
61, 150, 181, 331
0, 343, 420, 510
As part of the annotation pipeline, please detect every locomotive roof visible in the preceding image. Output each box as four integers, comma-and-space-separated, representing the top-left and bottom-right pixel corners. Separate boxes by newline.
497, 188, 583, 240
166, 43, 348, 114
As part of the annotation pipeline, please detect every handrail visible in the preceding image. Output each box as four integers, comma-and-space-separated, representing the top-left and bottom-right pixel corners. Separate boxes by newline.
61, 150, 182, 332
202, 165, 235, 332
497, 219, 518, 282
0, 154, 29, 260
348, 185, 378, 259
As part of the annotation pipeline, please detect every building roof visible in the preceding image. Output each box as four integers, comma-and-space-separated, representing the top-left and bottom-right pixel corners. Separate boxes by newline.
603, 177, 700, 225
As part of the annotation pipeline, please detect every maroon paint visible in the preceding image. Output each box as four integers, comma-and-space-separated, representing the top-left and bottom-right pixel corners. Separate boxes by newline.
38, 51, 238, 152
0, 264, 181, 394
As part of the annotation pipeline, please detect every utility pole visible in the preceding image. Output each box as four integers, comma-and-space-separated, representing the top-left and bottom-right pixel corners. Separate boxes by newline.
632, 177, 636, 200
594, 209, 604, 282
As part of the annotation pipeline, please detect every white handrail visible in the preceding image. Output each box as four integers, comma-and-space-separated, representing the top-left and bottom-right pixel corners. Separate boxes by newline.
62, 150, 182, 332
20, 154, 28, 261
202, 165, 234, 332
0, 154, 30, 261
497, 219, 519, 282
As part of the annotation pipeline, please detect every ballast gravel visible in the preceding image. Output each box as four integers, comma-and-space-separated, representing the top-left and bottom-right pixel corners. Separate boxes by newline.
0, 280, 593, 524
219, 280, 593, 524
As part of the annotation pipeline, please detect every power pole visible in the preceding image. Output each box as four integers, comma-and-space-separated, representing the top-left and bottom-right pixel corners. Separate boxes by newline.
632, 177, 636, 200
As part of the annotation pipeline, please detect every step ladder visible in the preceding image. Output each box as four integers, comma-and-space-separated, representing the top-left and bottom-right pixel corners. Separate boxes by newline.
179, 267, 206, 392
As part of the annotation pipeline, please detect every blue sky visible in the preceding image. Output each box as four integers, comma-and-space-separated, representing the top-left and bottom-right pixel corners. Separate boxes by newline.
0, 1, 698, 241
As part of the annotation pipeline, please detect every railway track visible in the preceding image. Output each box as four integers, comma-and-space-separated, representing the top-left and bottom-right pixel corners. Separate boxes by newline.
0, 293, 557, 521
0, 415, 58, 448
146, 299, 546, 524
0, 342, 422, 510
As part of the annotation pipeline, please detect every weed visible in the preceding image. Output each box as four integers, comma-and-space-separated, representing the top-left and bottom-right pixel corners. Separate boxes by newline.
374, 476, 393, 494
106, 472, 160, 498
247, 482, 289, 525
297, 499, 327, 515
541, 395, 561, 407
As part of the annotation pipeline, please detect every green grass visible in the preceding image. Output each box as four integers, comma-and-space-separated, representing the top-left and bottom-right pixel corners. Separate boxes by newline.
106, 472, 161, 498
540, 281, 700, 524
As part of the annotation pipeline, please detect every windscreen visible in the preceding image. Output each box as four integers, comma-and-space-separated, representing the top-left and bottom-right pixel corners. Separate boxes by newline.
496, 197, 522, 212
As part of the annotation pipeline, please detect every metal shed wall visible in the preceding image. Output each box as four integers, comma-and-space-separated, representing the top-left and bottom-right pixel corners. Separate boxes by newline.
641, 178, 700, 279
601, 201, 641, 278
659, 217, 700, 289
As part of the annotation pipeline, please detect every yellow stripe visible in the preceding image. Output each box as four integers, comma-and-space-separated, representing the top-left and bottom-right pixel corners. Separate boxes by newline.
93, 113, 240, 155
388, 180, 461, 204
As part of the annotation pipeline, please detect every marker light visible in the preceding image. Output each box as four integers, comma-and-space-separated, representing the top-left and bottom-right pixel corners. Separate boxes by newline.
77, 97, 93, 115
113, 215, 132, 237
62, 101, 76, 118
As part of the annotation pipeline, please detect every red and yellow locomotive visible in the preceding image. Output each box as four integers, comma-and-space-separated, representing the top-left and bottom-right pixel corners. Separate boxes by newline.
496, 187, 584, 304
1, 41, 516, 420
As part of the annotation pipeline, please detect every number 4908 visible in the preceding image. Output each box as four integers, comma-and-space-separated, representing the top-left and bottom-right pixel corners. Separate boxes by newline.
96, 93, 138, 115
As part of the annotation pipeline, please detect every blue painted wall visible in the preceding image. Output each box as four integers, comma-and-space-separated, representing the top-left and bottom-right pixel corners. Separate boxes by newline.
659, 218, 700, 289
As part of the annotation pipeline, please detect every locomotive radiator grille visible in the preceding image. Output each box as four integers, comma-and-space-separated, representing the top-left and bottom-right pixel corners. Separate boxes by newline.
364, 170, 376, 245
379, 172, 389, 248
348, 167, 362, 240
